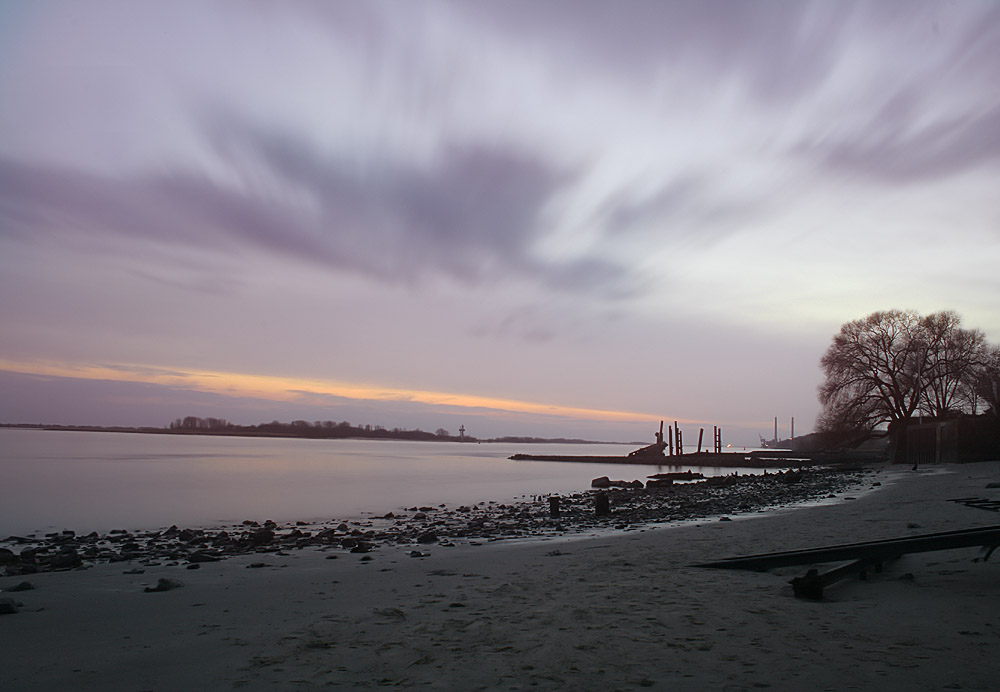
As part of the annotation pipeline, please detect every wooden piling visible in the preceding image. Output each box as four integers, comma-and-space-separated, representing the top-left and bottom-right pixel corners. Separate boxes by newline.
697, 428, 704, 454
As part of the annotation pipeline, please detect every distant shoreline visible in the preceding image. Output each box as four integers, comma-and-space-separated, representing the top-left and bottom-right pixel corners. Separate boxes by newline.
0, 423, 638, 446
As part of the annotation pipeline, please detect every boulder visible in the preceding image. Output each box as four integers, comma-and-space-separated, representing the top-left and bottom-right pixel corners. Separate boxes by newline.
250, 529, 274, 546
49, 549, 83, 570
646, 478, 673, 488
0, 597, 18, 614
416, 532, 438, 544
779, 470, 803, 484
593, 477, 641, 489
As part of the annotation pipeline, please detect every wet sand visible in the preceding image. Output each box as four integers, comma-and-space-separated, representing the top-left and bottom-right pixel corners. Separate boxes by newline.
2, 461, 998, 691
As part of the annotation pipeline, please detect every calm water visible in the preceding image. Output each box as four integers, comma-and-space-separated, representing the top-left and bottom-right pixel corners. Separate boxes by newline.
0, 429, 764, 535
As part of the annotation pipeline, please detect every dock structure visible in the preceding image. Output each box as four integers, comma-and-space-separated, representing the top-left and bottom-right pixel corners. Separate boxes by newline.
508, 419, 804, 467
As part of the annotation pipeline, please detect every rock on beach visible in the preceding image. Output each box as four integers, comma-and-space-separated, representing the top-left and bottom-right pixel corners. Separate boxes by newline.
1, 468, 871, 576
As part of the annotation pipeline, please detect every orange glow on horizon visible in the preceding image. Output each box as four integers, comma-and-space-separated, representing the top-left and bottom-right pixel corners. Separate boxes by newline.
0, 358, 702, 426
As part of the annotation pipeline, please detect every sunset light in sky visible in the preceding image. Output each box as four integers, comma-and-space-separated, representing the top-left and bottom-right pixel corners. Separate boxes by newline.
2, 1, 999, 444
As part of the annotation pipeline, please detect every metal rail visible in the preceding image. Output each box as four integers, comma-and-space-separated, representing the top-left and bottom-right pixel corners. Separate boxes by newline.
693, 525, 1000, 571
949, 497, 1000, 512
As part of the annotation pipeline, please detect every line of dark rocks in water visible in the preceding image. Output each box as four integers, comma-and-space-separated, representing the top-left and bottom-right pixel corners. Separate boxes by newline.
1, 468, 877, 578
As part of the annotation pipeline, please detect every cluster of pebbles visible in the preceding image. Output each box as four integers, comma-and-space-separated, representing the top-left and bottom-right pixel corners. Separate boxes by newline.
1, 467, 874, 577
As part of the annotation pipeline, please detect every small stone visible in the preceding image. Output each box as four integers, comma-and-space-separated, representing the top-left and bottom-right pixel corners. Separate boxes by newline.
409, 551, 425, 558
188, 551, 221, 563
5, 581, 33, 592
907, 523, 921, 529
719, 516, 732, 522
144, 578, 183, 593
416, 532, 438, 544
986, 482, 1000, 489
122, 569, 145, 575
186, 563, 201, 570
0, 597, 18, 614
247, 562, 269, 569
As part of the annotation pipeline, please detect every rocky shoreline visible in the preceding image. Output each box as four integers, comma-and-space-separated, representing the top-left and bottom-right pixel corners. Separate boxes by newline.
1, 467, 877, 577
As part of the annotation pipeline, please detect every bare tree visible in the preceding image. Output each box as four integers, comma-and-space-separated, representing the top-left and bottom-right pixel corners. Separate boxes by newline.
818, 310, 926, 431
974, 345, 1000, 416
818, 310, 990, 432
919, 311, 986, 416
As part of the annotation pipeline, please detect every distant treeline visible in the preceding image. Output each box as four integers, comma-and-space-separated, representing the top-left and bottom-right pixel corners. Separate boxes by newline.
1, 418, 619, 445
167, 416, 475, 441
164, 418, 616, 444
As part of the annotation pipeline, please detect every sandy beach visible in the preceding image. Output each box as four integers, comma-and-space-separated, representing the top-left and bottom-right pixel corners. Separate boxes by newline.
3, 461, 999, 691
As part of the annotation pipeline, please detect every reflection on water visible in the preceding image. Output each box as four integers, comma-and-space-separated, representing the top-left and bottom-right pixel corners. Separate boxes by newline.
0, 429, 768, 535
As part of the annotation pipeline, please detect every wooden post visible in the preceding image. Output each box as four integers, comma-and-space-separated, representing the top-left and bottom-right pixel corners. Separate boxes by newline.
697, 428, 704, 454
668, 424, 674, 456
549, 496, 561, 518
594, 492, 610, 516
677, 428, 683, 456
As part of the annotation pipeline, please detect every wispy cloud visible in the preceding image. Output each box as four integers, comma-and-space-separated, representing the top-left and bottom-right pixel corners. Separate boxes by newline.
0, 124, 634, 296
805, 101, 1000, 183
0, 358, 675, 425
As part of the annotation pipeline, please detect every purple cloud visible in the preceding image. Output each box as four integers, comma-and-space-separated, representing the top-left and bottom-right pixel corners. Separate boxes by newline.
803, 101, 1000, 183
0, 126, 634, 296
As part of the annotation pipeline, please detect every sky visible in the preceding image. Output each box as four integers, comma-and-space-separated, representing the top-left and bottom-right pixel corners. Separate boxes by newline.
1, 0, 999, 445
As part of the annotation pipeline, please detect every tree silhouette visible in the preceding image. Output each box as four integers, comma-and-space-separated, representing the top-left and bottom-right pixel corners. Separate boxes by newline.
818, 310, 989, 431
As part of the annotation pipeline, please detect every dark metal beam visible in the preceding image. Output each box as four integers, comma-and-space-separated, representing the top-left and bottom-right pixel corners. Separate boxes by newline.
693, 525, 1000, 571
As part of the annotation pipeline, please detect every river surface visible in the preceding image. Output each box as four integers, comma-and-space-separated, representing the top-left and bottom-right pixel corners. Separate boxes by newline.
0, 429, 767, 535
